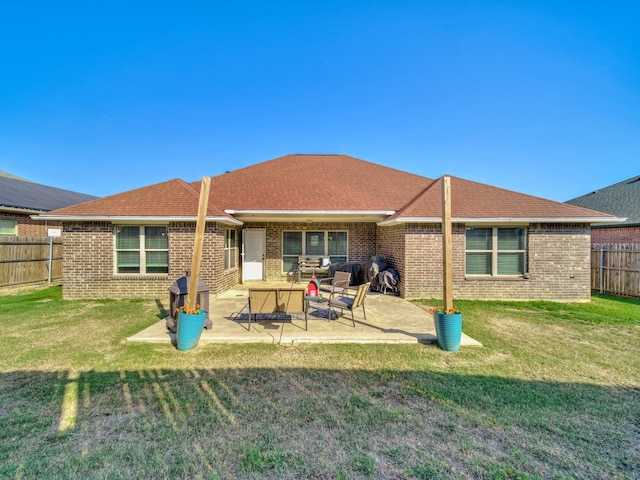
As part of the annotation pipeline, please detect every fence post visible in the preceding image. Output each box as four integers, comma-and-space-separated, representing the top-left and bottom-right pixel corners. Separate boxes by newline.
599, 244, 604, 294
48, 236, 53, 284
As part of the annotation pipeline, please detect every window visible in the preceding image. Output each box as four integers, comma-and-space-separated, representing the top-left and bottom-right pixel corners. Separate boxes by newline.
466, 227, 526, 276
115, 226, 168, 274
282, 230, 347, 273
0, 219, 17, 235
224, 229, 237, 270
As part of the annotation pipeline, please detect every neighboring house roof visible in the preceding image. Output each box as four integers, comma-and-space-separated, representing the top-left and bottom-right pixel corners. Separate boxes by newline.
0, 169, 32, 181
565, 175, 639, 227
36, 154, 621, 225
0, 173, 98, 214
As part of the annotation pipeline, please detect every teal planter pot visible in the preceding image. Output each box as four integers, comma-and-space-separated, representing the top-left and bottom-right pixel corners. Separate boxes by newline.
176, 311, 208, 351
436, 312, 462, 352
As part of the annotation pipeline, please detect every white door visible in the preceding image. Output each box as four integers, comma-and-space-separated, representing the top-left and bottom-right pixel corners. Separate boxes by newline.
242, 229, 266, 282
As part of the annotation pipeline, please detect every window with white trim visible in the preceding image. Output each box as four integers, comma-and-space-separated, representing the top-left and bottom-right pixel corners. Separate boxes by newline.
466, 227, 526, 276
0, 219, 18, 235
115, 226, 168, 274
224, 229, 237, 270
282, 230, 347, 273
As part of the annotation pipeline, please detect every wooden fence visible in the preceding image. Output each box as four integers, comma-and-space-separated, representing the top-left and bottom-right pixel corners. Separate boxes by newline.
0, 236, 63, 288
591, 243, 640, 298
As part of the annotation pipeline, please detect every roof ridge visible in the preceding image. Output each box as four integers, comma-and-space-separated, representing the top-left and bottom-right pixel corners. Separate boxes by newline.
390, 177, 440, 219
0, 170, 33, 182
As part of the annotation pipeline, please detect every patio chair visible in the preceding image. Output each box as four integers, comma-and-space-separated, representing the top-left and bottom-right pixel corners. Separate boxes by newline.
327, 282, 371, 327
319, 271, 351, 296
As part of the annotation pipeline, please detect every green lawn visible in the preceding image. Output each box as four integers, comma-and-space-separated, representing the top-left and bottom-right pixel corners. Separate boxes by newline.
1, 286, 638, 479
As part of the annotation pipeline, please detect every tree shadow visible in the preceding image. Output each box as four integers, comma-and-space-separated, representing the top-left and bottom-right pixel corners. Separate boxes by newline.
1, 368, 637, 479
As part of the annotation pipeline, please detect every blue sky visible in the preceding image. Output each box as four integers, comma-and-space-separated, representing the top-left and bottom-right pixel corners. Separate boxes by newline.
1, 1, 638, 202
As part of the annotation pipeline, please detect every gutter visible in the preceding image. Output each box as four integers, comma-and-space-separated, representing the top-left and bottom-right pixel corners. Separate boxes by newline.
1, 205, 48, 215
224, 209, 396, 216
30, 214, 244, 226
377, 216, 628, 226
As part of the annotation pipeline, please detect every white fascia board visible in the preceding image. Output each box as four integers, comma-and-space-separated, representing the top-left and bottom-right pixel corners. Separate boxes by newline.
31, 215, 244, 226
225, 209, 395, 215
1, 206, 43, 215
377, 216, 627, 226
226, 209, 396, 222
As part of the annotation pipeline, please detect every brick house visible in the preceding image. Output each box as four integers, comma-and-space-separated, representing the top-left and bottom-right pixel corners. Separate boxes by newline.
36, 154, 620, 301
566, 175, 639, 244
0, 171, 97, 237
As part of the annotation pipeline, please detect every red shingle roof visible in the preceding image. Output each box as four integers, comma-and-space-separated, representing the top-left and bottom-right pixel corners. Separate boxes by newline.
200, 154, 432, 211
49, 178, 230, 218
387, 176, 612, 221
42, 155, 616, 223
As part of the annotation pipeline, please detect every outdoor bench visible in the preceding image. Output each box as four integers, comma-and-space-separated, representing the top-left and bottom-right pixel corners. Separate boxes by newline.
297, 255, 330, 282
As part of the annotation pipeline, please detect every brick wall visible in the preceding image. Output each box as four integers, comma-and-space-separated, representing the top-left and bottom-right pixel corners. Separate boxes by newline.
0, 212, 60, 237
591, 226, 640, 244
243, 222, 377, 282
62, 219, 592, 302
381, 222, 592, 302
62, 221, 239, 300
376, 223, 406, 296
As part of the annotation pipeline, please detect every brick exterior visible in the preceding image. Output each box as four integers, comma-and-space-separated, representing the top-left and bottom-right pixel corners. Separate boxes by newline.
378, 222, 591, 302
591, 226, 640, 244
61, 219, 592, 302
243, 222, 377, 283
62, 222, 239, 300
0, 212, 61, 237
376, 223, 407, 296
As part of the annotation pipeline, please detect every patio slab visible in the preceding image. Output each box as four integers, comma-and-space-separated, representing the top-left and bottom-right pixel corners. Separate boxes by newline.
127, 283, 483, 347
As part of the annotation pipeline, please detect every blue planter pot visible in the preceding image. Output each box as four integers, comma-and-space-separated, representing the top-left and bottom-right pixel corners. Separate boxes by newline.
176, 311, 208, 351
436, 312, 462, 352
433, 312, 440, 339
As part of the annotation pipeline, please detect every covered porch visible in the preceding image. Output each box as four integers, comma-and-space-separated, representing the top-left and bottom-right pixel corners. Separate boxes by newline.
128, 282, 482, 346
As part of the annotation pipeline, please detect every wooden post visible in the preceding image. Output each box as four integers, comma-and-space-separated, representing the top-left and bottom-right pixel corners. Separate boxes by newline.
442, 175, 453, 312
186, 176, 211, 311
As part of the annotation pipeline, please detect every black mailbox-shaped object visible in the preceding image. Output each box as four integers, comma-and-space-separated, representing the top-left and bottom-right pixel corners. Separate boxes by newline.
167, 273, 211, 332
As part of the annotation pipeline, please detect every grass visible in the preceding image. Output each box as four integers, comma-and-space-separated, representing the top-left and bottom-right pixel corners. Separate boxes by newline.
0, 286, 638, 479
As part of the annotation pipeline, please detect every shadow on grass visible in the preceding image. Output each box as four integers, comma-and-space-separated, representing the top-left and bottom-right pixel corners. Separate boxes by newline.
1, 368, 637, 479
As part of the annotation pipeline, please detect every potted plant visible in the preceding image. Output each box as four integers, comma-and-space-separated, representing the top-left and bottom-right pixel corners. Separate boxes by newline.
428, 306, 462, 352
175, 303, 208, 351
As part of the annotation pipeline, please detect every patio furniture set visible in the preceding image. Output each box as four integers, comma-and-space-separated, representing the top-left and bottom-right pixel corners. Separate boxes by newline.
247, 271, 370, 330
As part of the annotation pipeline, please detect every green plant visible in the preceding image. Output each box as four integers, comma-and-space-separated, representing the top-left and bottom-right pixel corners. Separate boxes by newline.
427, 306, 461, 314
175, 303, 202, 315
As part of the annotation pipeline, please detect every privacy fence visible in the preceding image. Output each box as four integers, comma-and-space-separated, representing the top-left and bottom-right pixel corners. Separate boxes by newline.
591, 243, 640, 298
0, 236, 63, 288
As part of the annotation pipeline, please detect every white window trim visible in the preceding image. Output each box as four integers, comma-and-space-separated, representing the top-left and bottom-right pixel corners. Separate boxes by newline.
466, 227, 527, 276
114, 226, 169, 275
224, 229, 238, 271
282, 230, 348, 272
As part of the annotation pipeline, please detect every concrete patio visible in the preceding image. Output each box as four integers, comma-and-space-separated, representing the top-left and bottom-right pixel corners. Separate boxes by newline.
127, 282, 482, 347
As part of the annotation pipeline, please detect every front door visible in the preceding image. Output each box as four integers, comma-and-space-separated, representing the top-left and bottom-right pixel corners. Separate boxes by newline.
242, 229, 266, 282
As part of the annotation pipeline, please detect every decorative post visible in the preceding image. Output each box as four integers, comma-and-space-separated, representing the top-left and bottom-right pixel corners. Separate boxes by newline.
186, 176, 211, 311
442, 175, 453, 312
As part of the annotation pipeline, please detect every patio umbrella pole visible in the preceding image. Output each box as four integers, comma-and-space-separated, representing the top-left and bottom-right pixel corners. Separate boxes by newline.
442, 175, 453, 312
186, 176, 211, 311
